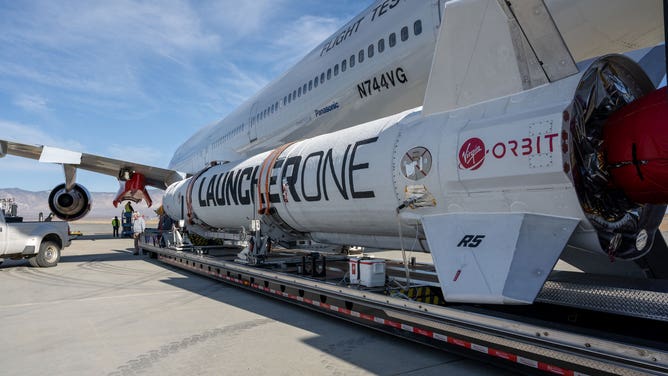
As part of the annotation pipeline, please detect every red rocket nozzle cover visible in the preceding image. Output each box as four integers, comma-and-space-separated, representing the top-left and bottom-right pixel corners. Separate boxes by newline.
604, 87, 668, 204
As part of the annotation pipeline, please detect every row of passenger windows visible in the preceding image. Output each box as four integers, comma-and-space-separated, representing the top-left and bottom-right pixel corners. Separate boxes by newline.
244, 19, 423, 132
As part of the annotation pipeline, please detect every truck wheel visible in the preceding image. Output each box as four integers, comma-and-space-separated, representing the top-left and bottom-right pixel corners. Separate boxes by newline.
28, 256, 40, 267
36, 241, 61, 267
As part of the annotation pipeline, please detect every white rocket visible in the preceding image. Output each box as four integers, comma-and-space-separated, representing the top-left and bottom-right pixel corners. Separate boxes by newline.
165, 52, 668, 304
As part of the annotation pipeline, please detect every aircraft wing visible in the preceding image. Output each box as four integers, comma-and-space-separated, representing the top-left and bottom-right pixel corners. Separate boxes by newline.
0, 139, 186, 210
0, 139, 185, 189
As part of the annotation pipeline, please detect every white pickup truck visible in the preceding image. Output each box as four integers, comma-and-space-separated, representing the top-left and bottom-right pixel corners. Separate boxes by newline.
0, 210, 70, 267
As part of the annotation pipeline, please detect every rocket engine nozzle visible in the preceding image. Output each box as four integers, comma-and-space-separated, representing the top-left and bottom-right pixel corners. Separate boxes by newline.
567, 55, 666, 260
604, 87, 668, 205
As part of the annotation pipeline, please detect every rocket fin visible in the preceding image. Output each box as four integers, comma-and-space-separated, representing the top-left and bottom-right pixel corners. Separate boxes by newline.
423, 0, 577, 116
421, 213, 579, 304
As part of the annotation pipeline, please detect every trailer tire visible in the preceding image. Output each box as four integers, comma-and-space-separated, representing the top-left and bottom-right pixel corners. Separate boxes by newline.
36, 241, 61, 267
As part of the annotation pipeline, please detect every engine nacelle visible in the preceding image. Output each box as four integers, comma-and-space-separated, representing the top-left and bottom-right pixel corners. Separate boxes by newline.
48, 183, 92, 221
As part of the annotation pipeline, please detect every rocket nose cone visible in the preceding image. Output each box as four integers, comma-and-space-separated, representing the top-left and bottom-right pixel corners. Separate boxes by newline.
604, 87, 668, 204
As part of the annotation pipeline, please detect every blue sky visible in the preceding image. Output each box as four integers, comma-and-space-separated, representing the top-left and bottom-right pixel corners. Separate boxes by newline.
0, 0, 372, 192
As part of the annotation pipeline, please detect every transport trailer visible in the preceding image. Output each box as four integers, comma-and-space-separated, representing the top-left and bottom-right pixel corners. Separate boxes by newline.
139, 238, 668, 375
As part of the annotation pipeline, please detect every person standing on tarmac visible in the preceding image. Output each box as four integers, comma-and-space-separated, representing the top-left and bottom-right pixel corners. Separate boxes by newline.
133, 213, 146, 255
112, 216, 120, 237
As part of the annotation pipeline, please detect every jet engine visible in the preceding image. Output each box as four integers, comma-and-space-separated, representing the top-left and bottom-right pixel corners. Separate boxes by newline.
566, 55, 668, 260
48, 183, 92, 221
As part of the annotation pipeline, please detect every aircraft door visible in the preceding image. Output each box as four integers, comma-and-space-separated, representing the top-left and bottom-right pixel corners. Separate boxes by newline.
248, 102, 259, 143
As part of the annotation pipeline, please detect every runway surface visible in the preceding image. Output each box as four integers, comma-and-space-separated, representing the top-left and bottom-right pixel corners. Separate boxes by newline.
0, 223, 513, 376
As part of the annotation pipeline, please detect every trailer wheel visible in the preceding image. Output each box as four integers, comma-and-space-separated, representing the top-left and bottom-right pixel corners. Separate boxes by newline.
36, 241, 61, 267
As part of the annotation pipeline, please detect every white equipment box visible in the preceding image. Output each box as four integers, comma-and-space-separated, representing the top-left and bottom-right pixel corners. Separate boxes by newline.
349, 257, 386, 287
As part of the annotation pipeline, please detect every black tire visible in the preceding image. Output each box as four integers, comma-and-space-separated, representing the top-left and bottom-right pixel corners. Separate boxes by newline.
36, 241, 61, 267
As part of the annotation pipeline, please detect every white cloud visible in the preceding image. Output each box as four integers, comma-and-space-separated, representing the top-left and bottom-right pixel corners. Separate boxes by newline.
0, 120, 83, 150
4, 1, 220, 55
13, 94, 48, 112
0, 62, 122, 96
277, 15, 343, 54
200, 0, 284, 40
217, 62, 270, 104
0, 0, 221, 99
268, 15, 347, 71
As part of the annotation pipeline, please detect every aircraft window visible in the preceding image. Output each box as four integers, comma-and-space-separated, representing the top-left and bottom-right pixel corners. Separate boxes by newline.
389, 32, 396, 47
293, 89, 297, 99
350, 54, 355, 68
283, 96, 287, 106
314, 76, 319, 88
271, 104, 275, 113
341, 59, 347, 72
414, 20, 422, 35
358, 49, 364, 63
368, 44, 374, 58
327, 68, 332, 80
334, 64, 339, 76
401, 26, 409, 41
288, 93, 292, 103
320, 73, 325, 84
303, 83, 307, 94
275, 101, 279, 110
298, 86, 302, 97
378, 38, 385, 53
309, 80, 313, 91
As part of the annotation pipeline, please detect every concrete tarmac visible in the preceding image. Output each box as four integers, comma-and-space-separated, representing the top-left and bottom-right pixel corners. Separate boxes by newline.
0, 224, 513, 376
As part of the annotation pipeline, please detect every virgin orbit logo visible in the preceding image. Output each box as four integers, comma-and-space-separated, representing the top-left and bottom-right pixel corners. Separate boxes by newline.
458, 138, 486, 170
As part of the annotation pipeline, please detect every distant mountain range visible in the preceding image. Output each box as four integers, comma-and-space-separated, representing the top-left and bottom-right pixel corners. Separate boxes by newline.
0, 188, 164, 220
